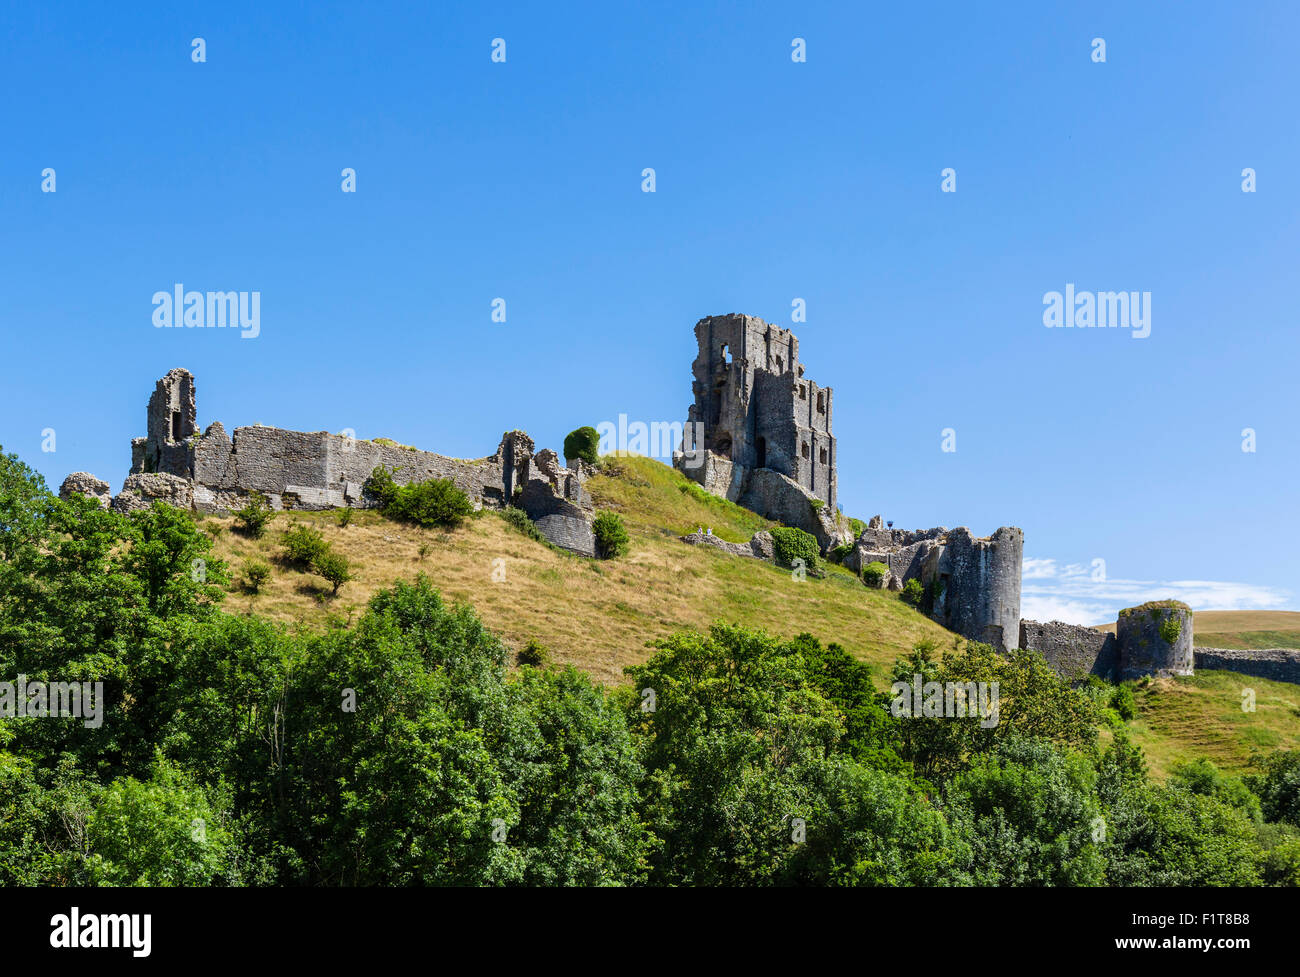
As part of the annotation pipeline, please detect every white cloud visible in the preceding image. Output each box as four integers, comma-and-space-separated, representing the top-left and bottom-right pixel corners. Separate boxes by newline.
1020, 556, 1290, 626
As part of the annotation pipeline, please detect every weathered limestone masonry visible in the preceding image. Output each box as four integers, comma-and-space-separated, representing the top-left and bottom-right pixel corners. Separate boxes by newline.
674, 314, 847, 550
672, 315, 1020, 653
57, 472, 112, 509
72, 368, 597, 556
845, 518, 1023, 653
1018, 620, 1119, 680
1019, 601, 1193, 682
1116, 601, 1194, 680
679, 530, 775, 561
1020, 609, 1300, 686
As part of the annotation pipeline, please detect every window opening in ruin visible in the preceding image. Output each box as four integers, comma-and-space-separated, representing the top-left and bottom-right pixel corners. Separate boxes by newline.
756, 437, 767, 469
816, 392, 825, 413
721, 344, 731, 365
801, 441, 809, 459
171, 410, 182, 441
798, 384, 806, 399
819, 446, 828, 464
775, 356, 783, 373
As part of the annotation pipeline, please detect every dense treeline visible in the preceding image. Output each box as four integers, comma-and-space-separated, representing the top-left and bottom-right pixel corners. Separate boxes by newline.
2, 448, 1298, 886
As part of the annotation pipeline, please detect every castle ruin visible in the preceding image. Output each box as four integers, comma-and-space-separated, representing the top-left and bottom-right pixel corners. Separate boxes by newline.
98, 368, 598, 556
53, 320, 1300, 686
677, 314, 1024, 654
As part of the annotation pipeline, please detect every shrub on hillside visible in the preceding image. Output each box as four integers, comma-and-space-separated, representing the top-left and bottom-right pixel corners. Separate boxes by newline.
593, 511, 629, 559
563, 426, 601, 466
366, 466, 474, 528
901, 578, 925, 607
516, 639, 549, 668
336, 506, 354, 528
364, 466, 399, 508
281, 524, 330, 569
1112, 683, 1137, 721
500, 506, 547, 545
827, 542, 853, 565
770, 526, 819, 570
233, 490, 275, 538
862, 561, 889, 589
244, 559, 272, 593
314, 550, 352, 596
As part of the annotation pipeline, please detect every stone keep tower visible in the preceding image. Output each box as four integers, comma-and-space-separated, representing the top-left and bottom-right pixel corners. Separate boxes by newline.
683, 314, 837, 508
132, 368, 197, 477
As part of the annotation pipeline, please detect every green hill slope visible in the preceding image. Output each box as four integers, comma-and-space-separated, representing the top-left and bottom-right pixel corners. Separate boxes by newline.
208, 455, 958, 686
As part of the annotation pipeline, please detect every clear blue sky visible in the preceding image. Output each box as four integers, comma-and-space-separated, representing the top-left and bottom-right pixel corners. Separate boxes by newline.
2, 1, 1296, 624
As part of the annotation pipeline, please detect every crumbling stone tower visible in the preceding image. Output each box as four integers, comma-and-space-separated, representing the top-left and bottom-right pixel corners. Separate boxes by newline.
1116, 600, 1194, 680
132, 368, 197, 477
683, 314, 837, 508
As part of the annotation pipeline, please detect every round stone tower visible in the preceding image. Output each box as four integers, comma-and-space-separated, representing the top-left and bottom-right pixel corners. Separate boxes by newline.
1116, 600, 1193, 680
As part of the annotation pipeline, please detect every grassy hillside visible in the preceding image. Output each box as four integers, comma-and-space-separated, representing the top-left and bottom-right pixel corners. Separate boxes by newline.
202, 456, 1300, 773
206, 456, 957, 686
1125, 670, 1300, 780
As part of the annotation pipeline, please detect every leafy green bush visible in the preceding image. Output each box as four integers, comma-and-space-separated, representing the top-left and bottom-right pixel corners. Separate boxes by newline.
848, 517, 866, 538
1249, 750, 1300, 827
770, 526, 819, 569
516, 639, 549, 668
862, 561, 889, 588
313, 550, 351, 596
500, 506, 546, 544
922, 578, 945, 614
563, 426, 601, 466
335, 506, 354, 528
1257, 828, 1300, 886
593, 511, 629, 559
244, 559, 272, 593
364, 465, 399, 507
1112, 683, 1137, 721
827, 542, 853, 565
901, 578, 925, 607
1159, 614, 1183, 645
366, 467, 474, 528
233, 490, 275, 538
280, 523, 330, 569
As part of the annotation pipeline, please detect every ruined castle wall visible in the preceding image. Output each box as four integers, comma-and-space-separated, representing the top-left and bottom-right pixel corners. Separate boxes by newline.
929, 527, 1023, 654
678, 447, 737, 500
1116, 602, 1194, 679
1193, 648, 1300, 686
752, 372, 799, 480
685, 315, 837, 513
749, 372, 837, 508
138, 369, 198, 477
188, 424, 511, 513
1019, 619, 1119, 680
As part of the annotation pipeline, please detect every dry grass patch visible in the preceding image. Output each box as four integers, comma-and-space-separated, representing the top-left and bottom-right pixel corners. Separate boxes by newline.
205, 457, 956, 685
